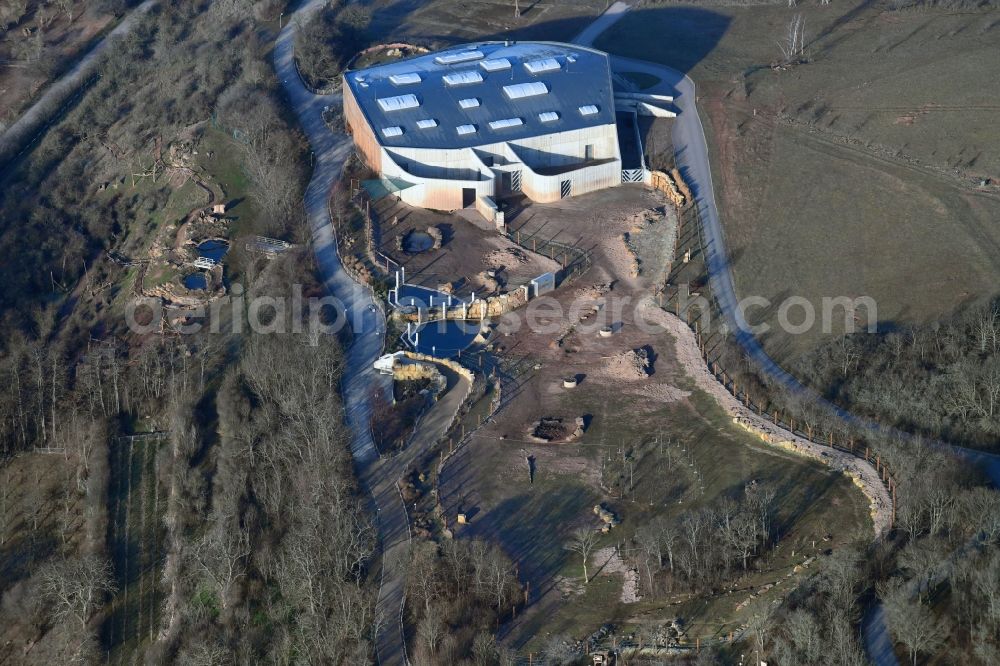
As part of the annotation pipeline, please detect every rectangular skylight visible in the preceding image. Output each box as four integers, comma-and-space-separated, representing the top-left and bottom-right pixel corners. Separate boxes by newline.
443, 70, 484, 86
489, 117, 523, 130
381, 126, 404, 137
389, 72, 421, 86
434, 50, 484, 65
579, 105, 599, 116
377, 94, 420, 112
416, 118, 438, 129
538, 111, 560, 122
456, 124, 477, 136
458, 97, 481, 109
503, 82, 549, 100
524, 58, 560, 74
480, 58, 511, 72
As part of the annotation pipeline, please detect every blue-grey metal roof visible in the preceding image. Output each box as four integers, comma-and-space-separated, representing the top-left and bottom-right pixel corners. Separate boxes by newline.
344, 42, 617, 151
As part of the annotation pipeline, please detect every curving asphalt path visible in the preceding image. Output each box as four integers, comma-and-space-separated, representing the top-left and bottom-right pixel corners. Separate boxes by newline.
274, 1, 402, 661
275, 4, 474, 664
0, 0, 158, 170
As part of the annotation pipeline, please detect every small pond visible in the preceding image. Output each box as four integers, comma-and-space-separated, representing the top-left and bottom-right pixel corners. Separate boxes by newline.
197, 239, 229, 263
403, 230, 434, 254
183, 272, 209, 291
409, 319, 480, 358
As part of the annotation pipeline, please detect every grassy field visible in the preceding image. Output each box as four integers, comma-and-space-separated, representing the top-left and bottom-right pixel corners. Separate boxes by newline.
196, 127, 265, 239
367, 0, 607, 47
597, 3, 1000, 361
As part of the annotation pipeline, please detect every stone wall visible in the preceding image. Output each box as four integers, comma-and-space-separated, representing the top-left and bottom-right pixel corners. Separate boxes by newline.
399, 288, 530, 323
401, 351, 475, 385
649, 170, 686, 207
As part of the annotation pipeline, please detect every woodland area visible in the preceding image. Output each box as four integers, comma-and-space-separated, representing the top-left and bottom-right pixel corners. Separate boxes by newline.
790, 299, 1000, 450
749, 435, 1000, 666
405, 539, 521, 664
292, 0, 369, 91
702, 300, 1000, 663
0, 0, 379, 662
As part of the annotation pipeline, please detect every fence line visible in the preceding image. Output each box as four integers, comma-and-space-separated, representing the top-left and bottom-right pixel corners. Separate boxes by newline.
502, 227, 593, 285
352, 185, 400, 275
658, 207, 898, 526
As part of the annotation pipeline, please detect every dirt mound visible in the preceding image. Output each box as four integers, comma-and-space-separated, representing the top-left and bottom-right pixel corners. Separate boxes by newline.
605, 346, 655, 380
485, 246, 530, 268
625, 207, 664, 232
527, 416, 585, 443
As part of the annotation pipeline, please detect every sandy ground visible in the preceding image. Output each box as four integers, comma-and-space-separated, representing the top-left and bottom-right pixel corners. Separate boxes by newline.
374, 197, 559, 297
431, 175, 890, 653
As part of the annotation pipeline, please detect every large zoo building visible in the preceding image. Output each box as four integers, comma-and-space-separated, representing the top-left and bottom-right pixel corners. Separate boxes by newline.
342, 41, 625, 217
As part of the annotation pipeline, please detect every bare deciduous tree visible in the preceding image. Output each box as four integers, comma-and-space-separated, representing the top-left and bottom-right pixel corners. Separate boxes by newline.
39, 555, 116, 663
191, 515, 251, 610
778, 14, 806, 62
566, 527, 599, 584
883, 581, 948, 666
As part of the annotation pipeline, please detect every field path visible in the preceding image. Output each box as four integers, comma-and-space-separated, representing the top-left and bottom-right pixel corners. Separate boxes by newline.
0, 0, 158, 170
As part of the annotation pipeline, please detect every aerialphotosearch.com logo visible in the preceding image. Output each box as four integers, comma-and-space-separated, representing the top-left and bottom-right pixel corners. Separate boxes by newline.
483, 290, 878, 338
123, 282, 878, 340
124, 283, 363, 342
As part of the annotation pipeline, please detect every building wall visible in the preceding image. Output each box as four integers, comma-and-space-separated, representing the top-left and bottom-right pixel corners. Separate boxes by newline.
346, 94, 623, 210
511, 123, 621, 168
381, 148, 496, 211
343, 81, 382, 171
518, 158, 622, 203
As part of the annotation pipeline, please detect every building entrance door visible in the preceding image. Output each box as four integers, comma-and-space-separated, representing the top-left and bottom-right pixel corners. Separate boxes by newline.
462, 188, 476, 207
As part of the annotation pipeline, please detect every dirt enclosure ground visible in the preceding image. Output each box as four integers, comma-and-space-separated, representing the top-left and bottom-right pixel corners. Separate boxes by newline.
373, 197, 560, 299
436, 184, 871, 651
597, 4, 1000, 362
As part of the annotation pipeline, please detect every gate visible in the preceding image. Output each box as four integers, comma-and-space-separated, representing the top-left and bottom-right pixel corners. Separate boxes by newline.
511, 170, 522, 192
622, 168, 645, 183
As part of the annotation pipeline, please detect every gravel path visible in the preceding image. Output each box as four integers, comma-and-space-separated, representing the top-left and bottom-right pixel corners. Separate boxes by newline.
643, 303, 892, 536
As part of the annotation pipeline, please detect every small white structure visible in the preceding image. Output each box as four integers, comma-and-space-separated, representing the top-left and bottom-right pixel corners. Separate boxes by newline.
374, 351, 406, 375
530, 272, 556, 298
344, 41, 622, 219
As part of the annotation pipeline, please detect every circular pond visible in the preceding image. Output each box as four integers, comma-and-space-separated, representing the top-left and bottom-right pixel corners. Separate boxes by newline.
183, 272, 209, 291
197, 239, 229, 262
409, 319, 480, 358
403, 230, 434, 254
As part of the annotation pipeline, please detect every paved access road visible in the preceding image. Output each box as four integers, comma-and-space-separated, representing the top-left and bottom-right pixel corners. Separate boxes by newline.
0, 0, 157, 169
276, 4, 475, 664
